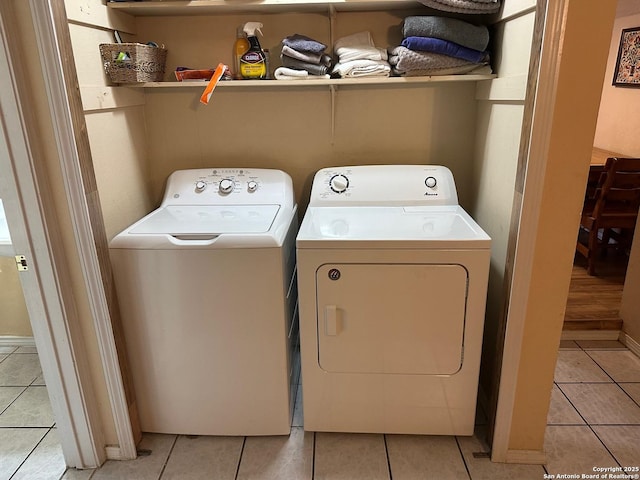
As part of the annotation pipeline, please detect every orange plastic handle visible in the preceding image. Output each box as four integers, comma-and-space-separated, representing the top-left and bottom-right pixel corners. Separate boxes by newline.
200, 63, 227, 105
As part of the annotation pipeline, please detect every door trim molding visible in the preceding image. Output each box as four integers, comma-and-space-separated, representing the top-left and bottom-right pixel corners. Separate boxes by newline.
0, 2, 104, 467
490, 0, 566, 462
28, 0, 137, 461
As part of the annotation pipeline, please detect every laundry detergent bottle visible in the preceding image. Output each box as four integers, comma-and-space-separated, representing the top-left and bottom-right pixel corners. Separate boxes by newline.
240, 22, 267, 79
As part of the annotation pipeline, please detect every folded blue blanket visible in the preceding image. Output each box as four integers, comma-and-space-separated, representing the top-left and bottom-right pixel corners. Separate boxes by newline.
403, 16, 489, 51
401, 36, 488, 63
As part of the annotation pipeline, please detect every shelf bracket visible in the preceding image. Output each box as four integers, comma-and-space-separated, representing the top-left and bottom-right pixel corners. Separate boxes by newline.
330, 84, 337, 144
328, 5, 336, 53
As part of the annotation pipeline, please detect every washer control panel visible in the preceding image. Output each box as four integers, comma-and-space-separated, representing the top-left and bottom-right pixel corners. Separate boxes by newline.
160, 168, 295, 209
310, 165, 458, 207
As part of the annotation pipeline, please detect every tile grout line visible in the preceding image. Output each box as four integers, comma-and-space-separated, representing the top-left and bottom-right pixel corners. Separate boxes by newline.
7, 425, 51, 480
453, 435, 472, 480
617, 384, 640, 409
589, 426, 624, 469
382, 434, 393, 480
0, 385, 29, 417
555, 381, 597, 426
311, 431, 316, 480
233, 436, 247, 480
554, 382, 625, 469
157, 434, 179, 480
582, 349, 622, 383
578, 347, 640, 410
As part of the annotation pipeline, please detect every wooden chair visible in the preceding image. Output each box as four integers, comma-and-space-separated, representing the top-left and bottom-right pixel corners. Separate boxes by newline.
576, 157, 640, 275
582, 163, 607, 215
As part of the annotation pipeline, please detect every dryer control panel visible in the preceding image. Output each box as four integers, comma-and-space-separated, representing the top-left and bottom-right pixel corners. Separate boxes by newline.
159, 168, 295, 209
309, 165, 458, 207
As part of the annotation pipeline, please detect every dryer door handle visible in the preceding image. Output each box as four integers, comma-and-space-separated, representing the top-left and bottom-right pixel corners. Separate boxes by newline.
324, 305, 341, 336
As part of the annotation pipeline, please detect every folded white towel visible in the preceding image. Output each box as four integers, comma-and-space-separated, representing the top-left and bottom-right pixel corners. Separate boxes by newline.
336, 45, 388, 63
274, 67, 330, 80
334, 31, 374, 51
332, 59, 391, 78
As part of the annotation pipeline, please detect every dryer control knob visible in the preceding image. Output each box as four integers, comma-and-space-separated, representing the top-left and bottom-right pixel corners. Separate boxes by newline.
247, 180, 258, 192
219, 178, 235, 194
195, 181, 207, 192
329, 174, 349, 193
425, 176, 437, 188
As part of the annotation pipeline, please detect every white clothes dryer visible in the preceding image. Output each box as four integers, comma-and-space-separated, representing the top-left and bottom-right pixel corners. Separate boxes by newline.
296, 165, 490, 435
110, 168, 299, 436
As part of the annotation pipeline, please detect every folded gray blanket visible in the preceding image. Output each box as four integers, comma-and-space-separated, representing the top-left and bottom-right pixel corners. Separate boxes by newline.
403, 16, 490, 51
282, 45, 332, 66
398, 64, 492, 76
417, 0, 501, 14
282, 34, 327, 54
281, 54, 329, 76
388, 45, 482, 73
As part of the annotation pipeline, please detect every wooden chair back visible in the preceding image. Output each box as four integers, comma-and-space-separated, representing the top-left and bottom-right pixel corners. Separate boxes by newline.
592, 157, 640, 229
577, 156, 640, 275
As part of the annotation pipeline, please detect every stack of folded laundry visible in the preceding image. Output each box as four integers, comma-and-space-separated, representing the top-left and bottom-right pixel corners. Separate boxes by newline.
389, 16, 492, 76
418, 0, 500, 14
332, 31, 391, 78
275, 34, 332, 80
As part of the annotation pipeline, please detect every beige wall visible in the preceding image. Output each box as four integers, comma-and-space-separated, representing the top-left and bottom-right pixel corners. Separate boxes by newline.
621, 220, 640, 342
471, 7, 534, 405
0, 257, 32, 337
593, 12, 640, 157
67, 9, 153, 240
593, 10, 640, 346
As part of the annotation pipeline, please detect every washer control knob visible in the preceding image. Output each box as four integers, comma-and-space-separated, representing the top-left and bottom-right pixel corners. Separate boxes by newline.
247, 180, 258, 192
195, 180, 207, 192
329, 174, 349, 193
425, 176, 437, 188
219, 178, 235, 194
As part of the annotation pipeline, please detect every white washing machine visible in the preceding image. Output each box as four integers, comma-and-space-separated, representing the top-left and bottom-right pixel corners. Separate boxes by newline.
296, 165, 490, 435
110, 168, 299, 436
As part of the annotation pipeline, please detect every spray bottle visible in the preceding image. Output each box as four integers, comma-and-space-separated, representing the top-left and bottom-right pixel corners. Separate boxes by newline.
232, 26, 249, 80
240, 22, 267, 80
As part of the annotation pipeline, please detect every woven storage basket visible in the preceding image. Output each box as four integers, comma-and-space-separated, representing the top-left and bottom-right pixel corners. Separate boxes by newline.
99, 43, 167, 83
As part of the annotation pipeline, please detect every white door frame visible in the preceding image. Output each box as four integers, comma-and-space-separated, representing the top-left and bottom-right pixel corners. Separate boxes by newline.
490, 0, 565, 462
0, 3, 103, 468
28, 0, 137, 461
0, 0, 136, 467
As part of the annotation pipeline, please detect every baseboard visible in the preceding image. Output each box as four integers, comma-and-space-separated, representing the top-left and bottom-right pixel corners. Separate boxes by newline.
620, 333, 640, 358
504, 449, 546, 465
560, 330, 620, 341
105, 446, 125, 460
0, 336, 36, 347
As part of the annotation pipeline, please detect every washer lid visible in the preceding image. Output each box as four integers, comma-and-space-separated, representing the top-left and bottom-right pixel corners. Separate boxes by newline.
296, 205, 490, 249
129, 205, 280, 235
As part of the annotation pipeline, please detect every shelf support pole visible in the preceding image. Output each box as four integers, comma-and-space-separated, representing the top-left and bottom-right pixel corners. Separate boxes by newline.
328, 5, 336, 54
330, 84, 336, 144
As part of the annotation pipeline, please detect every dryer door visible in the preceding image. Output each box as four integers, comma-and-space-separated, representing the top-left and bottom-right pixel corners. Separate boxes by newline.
316, 263, 467, 375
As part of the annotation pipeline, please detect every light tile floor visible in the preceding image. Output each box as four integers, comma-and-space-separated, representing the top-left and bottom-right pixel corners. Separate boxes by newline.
1, 341, 639, 479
